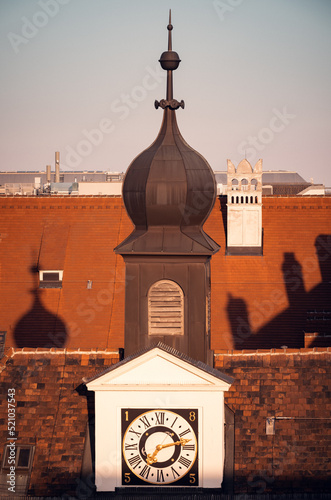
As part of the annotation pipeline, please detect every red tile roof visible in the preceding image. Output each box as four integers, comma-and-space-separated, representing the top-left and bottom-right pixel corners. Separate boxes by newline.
207, 197, 331, 349
0, 195, 330, 351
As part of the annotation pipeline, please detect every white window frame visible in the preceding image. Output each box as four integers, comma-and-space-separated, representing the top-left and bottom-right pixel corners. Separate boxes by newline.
39, 270, 63, 288
1, 445, 35, 471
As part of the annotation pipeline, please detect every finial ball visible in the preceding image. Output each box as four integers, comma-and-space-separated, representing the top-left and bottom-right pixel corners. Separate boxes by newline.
159, 51, 181, 71
167, 23, 173, 31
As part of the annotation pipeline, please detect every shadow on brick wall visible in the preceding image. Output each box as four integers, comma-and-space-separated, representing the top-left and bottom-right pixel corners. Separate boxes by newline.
227, 234, 331, 349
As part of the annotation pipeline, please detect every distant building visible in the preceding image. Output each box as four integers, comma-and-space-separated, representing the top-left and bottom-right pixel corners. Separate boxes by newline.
215, 169, 318, 196
297, 184, 326, 196
0, 170, 124, 196
78, 182, 122, 196
226, 159, 263, 255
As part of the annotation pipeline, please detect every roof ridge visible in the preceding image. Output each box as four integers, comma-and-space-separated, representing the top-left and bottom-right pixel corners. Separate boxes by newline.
215, 347, 331, 356
2, 347, 120, 355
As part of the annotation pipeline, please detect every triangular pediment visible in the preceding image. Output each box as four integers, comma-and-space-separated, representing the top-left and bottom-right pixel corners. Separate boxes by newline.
85, 344, 233, 391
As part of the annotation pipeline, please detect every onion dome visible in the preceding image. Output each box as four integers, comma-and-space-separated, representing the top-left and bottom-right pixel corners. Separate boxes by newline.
115, 11, 219, 255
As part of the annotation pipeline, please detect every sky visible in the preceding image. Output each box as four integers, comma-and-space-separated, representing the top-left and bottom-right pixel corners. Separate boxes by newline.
1, 0, 331, 186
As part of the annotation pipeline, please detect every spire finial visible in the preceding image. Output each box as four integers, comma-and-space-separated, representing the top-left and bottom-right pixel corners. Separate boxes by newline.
154, 11, 184, 111
168, 9, 173, 51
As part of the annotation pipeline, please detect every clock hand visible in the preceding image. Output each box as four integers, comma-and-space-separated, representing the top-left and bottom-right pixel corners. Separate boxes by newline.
146, 438, 191, 465
157, 438, 191, 450
145, 431, 173, 464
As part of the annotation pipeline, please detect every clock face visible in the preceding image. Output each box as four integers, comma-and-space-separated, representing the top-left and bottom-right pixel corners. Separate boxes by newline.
122, 408, 199, 486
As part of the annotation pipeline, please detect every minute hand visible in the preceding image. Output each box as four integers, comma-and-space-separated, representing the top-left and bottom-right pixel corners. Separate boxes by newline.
158, 438, 191, 450
146, 438, 191, 465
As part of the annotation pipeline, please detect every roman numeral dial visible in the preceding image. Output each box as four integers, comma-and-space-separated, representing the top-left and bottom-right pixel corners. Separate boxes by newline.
122, 409, 198, 486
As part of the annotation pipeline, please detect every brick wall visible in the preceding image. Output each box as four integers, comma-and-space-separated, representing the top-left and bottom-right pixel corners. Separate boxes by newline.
0, 348, 330, 496
0, 349, 119, 497
215, 348, 331, 494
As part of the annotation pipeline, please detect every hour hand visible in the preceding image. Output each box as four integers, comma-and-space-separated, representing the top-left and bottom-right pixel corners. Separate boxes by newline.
146, 444, 165, 465
146, 453, 158, 465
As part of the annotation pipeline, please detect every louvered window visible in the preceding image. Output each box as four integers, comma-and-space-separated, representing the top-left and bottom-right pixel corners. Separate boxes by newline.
148, 280, 184, 336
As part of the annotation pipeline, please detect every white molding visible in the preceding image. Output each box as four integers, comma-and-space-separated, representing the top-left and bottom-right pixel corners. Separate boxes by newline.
86, 348, 232, 391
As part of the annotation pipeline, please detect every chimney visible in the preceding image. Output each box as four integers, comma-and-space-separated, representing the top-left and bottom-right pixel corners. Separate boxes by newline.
55, 152, 60, 183
226, 159, 263, 255
46, 165, 51, 183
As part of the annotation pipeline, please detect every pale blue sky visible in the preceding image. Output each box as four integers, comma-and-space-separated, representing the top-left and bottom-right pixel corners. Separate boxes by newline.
1, 0, 331, 185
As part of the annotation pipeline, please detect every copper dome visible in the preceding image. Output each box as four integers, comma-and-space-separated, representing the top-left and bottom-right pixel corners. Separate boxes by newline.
115, 13, 219, 255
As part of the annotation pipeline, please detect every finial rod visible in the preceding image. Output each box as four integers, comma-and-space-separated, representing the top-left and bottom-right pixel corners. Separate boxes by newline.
168, 9, 172, 51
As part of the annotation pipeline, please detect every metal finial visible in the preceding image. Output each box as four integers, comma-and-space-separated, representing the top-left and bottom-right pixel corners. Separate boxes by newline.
168, 9, 173, 51
155, 10, 184, 110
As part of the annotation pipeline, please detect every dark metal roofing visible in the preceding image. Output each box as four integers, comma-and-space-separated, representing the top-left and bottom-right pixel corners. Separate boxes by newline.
214, 171, 309, 185
214, 173, 227, 184
263, 171, 309, 184
83, 341, 234, 386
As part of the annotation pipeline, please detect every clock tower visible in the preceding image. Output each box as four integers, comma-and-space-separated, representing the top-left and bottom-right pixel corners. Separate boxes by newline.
87, 14, 233, 494
115, 12, 219, 364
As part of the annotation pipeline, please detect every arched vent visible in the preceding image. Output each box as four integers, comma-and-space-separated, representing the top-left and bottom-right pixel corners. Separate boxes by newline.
148, 280, 184, 336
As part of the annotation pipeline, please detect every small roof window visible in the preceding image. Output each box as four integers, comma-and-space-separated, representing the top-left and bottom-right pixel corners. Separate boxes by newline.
39, 270, 63, 289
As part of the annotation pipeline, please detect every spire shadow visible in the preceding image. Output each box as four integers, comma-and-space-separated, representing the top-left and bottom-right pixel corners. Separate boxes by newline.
13, 263, 68, 348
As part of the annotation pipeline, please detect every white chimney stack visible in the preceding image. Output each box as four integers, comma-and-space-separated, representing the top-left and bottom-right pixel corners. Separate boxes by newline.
46, 164, 51, 183
55, 152, 60, 183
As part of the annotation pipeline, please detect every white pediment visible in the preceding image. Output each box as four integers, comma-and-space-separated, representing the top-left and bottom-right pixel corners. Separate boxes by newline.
86, 346, 232, 391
